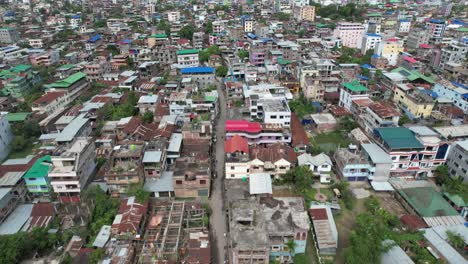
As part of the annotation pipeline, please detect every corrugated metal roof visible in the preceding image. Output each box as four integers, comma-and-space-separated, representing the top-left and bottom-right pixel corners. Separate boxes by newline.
249, 173, 272, 195
0, 204, 33, 235
381, 240, 414, 264
362, 143, 392, 164
142, 151, 162, 163
181, 67, 214, 74
423, 228, 466, 264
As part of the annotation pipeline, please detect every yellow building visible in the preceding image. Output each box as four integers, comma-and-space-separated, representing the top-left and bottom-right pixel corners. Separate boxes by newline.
299, 6, 315, 22
393, 85, 434, 118
377, 38, 404, 66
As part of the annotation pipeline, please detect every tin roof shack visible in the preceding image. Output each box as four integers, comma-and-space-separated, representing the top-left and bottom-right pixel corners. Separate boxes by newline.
104, 143, 144, 196
172, 158, 210, 198
229, 197, 310, 264
111, 196, 148, 240
183, 231, 211, 264
309, 205, 338, 255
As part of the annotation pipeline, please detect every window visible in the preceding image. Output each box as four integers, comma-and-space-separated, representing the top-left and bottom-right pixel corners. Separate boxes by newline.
270, 115, 277, 119
200, 180, 207, 185
176, 180, 183, 185
230, 166, 235, 170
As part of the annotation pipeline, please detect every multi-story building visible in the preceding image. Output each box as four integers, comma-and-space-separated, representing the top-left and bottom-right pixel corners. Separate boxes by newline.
166, 11, 180, 22
397, 19, 411, 34
244, 19, 254, 33
28, 38, 45, 49
225, 120, 291, 145
426, 19, 447, 44
361, 33, 382, 54
104, 143, 144, 196
142, 150, 167, 179
0, 27, 19, 44
333, 22, 365, 48
29, 50, 60, 67
362, 101, 400, 133
439, 40, 468, 69
23, 155, 53, 196
180, 67, 215, 89
339, 80, 370, 111
173, 158, 210, 198
249, 98, 291, 128
84, 58, 111, 81
393, 85, 434, 119
176, 49, 200, 67
31, 91, 69, 115
250, 51, 266, 66
446, 140, 468, 182
405, 28, 430, 50
85, 34, 103, 51
374, 127, 450, 178
0, 112, 13, 161
229, 197, 310, 264
297, 6, 315, 22
192, 32, 204, 50
49, 138, 96, 203
212, 20, 226, 34
297, 153, 332, 183
433, 79, 468, 113
376, 37, 404, 66
1, 64, 42, 98
45, 72, 88, 102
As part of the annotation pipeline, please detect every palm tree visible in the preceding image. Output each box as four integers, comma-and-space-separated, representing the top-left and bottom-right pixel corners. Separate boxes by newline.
285, 239, 296, 257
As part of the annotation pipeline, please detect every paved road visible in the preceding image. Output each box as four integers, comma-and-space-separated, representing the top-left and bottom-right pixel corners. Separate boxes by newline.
209, 79, 227, 263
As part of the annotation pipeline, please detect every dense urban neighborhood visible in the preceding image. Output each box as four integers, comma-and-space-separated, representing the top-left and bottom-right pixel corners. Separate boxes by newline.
0, 0, 467, 263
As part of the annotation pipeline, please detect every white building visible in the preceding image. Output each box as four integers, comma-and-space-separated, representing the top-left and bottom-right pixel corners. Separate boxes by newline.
176, 49, 200, 67
339, 80, 370, 111
433, 80, 468, 113
244, 19, 254, 33
251, 98, 291, 128
0, 112, 14, 161
361, 33, 382, 54
166, 11, 180, 22
426, 19, 447, 43
49, 138, 96, 202
298, 153, 332, 183
439, 40, 468, 69
333, 22, 365, 49
397, 19, 411, 33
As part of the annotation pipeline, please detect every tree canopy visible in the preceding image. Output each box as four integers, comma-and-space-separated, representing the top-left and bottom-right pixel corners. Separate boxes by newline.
215, 66, 228, 77
282, 166, 315, 193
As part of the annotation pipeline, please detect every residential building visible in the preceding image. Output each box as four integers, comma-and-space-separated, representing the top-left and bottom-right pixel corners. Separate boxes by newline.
142, 150, 167, 179
0, 112, 13, 161
361, 143, 392, 182
0, 27, 19, 44
376, 38, 404, 66
397, 19, 411, 34
85, 34, 102, 51
439, 40, 468, 69
229, 197, 310, 264
334, 145, 371, 181
192, 32, 204, 50
1, 64, 42, 98
172, 158, 210, 198
180, 67, 215, 89
29, 50, 60, 67
426, 19, 447, 44
333, 22, 365, 48
23, 155, 53, 196
45, 72, 88, 102
446, 140, 468, 182
309, 205, 338, 255
225, 120, 291, 145
405, 28, 430, 50
250, 143, 296, 179
166, 11, 180, 22
361, 33, 382, 54
297, 153, 332, 183
111, 197, 148, 239
374, 127, 450, 178
49, 138, 96, 203
433, 80, 468, 113
362, 101, 400, 133
339, 80, 370, 111
393, 85, 434, 119
310, 113, 338, 133
138, 94, 159, 114
244, 19, 254, 33
250, 51, 266, 66
297, 6, 315, 22
176, 49, 199, 67
28, 38, 45, 49
84, 59, 111, 81
31, 91, 69, 115
103, 143, 144, 196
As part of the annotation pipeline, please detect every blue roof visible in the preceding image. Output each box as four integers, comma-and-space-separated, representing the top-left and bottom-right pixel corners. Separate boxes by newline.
451, 19, 464, 25
451, 81, 468, 89
357, 75, 370, 81
419, 89, 438, 99
120, 39, 132, 44
463, 94, 468, 100
88, 34, 102, 43
429, 19, 444, 24
371, 54, 380, 58
361, 64, 375, 69
71, 15, 81, 19
247, 33, 257, 39
399, 19, 410, 22
181, 67, 214, 74
367, 33, 382, 37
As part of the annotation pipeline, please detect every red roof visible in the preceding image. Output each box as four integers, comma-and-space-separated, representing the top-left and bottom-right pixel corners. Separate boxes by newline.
309, 208, 328, 220
290, 113, 309, 147
368, 101, 400, 118
225, 120, 262, 133
250, 143, 297, 163
113, 198, 148, 234
225, 135, 249, 154
400, 214, 428, 231
419, 44, 432, 49
404, 56, 417, 64
33, 91, 66, 105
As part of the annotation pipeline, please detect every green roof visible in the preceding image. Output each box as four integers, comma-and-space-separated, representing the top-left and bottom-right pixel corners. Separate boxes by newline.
278, 57, 291, 65
204, 95, 217, 102
391, 67, 435, 84
343, 80, 368, 92
49, 72, 86, 88
6, 112, 32, 122
399, 187, 459, 217
367, 13, 382, 17
443, 192, 467, 207
57, 64, 75, 71
23, 155, 52, 180
457, 27, 468, 32
176, 49, 199, 55
375, 127, 424, 150
11, 64, 32, 73
0, 70, 15, 79
316, 23, 329, 28
152, 33, 168, 38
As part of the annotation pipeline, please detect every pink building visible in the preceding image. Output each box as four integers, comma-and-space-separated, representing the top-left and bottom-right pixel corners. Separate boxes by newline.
333, 22, 365, 49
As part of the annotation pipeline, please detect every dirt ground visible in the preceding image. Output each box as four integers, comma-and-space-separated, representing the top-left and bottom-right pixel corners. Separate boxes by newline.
374, 192, 409, 217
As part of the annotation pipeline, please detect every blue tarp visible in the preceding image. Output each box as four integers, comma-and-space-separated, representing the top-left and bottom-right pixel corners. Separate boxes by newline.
419, 89, 438, 99
451, 81, 468, 89
181, 67, 214, 74
88, 34, 102, 43
361, 64, 375, 69
357, 75, 370, 81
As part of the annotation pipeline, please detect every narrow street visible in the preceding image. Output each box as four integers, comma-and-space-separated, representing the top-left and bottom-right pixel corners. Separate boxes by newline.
209, 78, 227, 263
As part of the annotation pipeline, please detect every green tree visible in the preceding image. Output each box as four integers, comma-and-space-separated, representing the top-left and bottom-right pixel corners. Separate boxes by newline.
277, 12, 291, 21
286, 239, 296, 256
446, 231, 465, 249
89, 248, 105, 264
339, 116, 357, 132
142, 111, 154, 124
283, 166, 315, 193
12, 135, 28, 151
156, 19, 171, 35
179, 25, 194, 40
238, 49, 249, 60
398, 114, 411, 126
205, 20, 213, 34
215, 66, 228, 77
434, 165, 449, 185
127, 182, 150, 204
199, 45, 221, 62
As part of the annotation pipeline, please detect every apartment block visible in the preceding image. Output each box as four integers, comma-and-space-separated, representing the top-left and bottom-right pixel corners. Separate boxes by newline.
446, 141, 468, 182
0, 112, 13, 161
333, 22, 365, 48
0, 27, 19, 44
